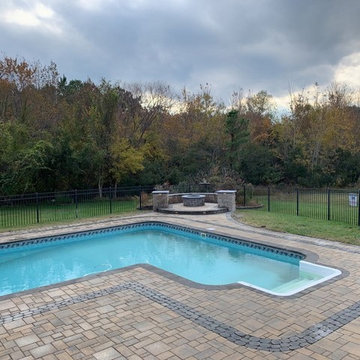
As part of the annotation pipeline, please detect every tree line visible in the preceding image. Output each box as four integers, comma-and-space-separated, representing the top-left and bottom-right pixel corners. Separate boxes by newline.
0, 56, 359, 196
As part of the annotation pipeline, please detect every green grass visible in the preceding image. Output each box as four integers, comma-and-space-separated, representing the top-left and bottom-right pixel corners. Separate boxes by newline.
0, 210, 147, 233
252, 192, 359, 225
0, 198, 139, 230
234, 209, 360, 246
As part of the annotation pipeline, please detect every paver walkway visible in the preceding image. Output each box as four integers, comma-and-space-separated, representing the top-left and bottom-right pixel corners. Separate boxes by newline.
0, 212, 359, 359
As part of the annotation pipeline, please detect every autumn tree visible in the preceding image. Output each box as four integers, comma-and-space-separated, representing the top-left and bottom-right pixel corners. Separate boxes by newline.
1, 55, 360, 194
225, 109, 249, 170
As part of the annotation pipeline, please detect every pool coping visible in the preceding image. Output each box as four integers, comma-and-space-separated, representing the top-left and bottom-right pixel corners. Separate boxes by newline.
0, 220, 347, 300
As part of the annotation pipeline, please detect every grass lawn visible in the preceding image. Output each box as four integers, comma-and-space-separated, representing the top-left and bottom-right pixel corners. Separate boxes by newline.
0, 210, 148, 233
252, 193, 359, 226
0, 198, 139, 230
234, 209, 360, 246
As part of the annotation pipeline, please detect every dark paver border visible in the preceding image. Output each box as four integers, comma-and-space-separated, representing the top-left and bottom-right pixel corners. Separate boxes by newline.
1, 281, 359, 353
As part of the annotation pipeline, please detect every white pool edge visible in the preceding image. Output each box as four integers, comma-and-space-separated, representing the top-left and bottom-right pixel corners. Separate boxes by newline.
238, 260, 342, 297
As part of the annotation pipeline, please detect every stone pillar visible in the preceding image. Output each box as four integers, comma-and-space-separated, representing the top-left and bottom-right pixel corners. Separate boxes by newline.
152, 191, 169, 211
216, 190, 236, 212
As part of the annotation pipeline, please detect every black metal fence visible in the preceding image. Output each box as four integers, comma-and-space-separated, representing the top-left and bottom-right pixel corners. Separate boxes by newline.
3, 184, 359, 229
0, 185, 155, 229
240, 185, 360, 226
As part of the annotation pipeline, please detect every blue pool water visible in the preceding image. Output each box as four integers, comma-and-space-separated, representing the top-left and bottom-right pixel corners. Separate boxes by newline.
0, 224, 339, 296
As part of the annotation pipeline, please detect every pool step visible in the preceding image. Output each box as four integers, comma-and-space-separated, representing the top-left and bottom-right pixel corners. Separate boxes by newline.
272, 278, 314, 293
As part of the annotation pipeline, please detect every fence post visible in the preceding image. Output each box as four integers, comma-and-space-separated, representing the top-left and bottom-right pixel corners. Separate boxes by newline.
267, 186, 270, 212
358, 190, 360, 226
109, 186, 112, 214
296, 188, 299, 216
36, 192, 40, 223
327, 188, 331, 221
243, 185, 246, 206
75, 189, 78, 218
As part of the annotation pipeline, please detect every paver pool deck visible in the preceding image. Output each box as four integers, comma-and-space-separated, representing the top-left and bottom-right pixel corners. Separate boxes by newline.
0, 212, 359, 359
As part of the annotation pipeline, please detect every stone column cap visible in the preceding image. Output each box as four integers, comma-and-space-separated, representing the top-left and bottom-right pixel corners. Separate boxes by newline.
152, 190, 170, 194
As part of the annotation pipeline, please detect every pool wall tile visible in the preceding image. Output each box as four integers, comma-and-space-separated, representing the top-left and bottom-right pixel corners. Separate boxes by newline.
0, 221, 305, 264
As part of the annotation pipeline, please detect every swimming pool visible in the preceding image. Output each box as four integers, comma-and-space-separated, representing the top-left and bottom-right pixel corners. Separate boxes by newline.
0, 222, 341, 296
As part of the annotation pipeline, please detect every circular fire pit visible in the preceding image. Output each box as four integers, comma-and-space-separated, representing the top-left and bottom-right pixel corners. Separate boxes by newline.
182, 194, 205, 207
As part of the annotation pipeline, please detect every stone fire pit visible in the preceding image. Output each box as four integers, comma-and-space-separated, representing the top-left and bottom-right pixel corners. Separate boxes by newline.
182, 194, 205, 207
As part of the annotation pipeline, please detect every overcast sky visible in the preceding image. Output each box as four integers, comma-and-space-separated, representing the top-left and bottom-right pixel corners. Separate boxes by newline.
1, 0, 360, 108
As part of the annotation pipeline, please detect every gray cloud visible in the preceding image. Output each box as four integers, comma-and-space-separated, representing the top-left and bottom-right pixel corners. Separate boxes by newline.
1, 0, 360, 103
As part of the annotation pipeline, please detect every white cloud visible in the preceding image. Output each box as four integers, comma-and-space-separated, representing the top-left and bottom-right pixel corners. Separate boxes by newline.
3, 8, 40, 27
1, 2, 61, 34
34, 3, 54, 19
76, 0, 117, 11
1, 0, 360, 103
334, 52, 360, 88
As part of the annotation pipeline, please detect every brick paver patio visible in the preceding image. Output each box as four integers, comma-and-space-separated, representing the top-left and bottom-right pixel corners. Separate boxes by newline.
0, 212, 359, 359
